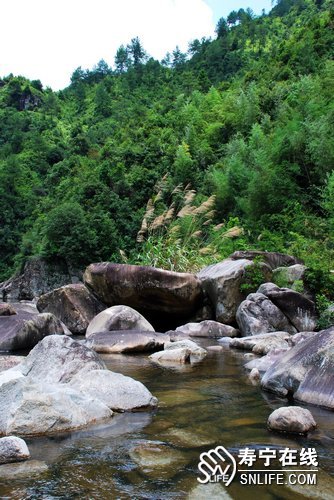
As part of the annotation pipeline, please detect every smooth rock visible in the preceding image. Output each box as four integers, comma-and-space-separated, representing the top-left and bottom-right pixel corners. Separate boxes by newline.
0, 303, 16, 316
231, 332, 291, 354
267, 406, 316, 434
0, 310, 70, 352
258, 283, 317, 332
236, 293, 296, 337
0, 436, 30, 464
37, 283, 105, 334
84, 262, 203, 329
15, 334, 106, 383
262, 327, 334, 408
86, 305, 154, 338
0, 336, 157, 435
150, 339, 207, 365
0, 378, 112, 436
174, 320, 239, 338
86, 330, 169, 353
70, 370, 158, 411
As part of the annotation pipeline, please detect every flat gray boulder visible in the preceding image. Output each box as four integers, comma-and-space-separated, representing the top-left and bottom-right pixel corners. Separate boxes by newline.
86, 305, 154, 338
0, 336, 157, 435
267, 406, 316, 434
258, 283, 317, 331
174, 320, 239, 338
231, 331, 291, 355
262, 327, 334, 408
0, 309, 70, 352
86, 330, 169, 353
236, 293, 297, 337
37, 283, 105, 334
0, 436, 30, 464
197, 259, 270, 324
70, 370, 158, 411
149, 339, 207, 365
245, 348, 289, 374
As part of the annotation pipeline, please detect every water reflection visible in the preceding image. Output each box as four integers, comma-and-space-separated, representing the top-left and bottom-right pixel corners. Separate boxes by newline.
0, 341, 334, 499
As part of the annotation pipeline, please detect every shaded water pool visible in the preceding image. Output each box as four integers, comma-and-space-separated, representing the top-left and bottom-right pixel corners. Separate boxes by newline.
1, 342, 334, 499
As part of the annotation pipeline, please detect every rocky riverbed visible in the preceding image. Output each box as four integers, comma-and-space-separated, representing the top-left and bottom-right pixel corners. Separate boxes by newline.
0, 253, 334, 497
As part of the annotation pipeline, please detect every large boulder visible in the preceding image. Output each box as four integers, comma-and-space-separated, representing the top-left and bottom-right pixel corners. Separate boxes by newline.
197, 259, 256, 324
0, 336, 157, 436
0, 257, 81, 302
0, 436, 30, 464
261, 327, 334, 408
69, 370, 157, 412
0, 310, 69, 352
37, 284, 105, 334
84, 263, 203, 329
86, 330, 169, 353
236, 293, 297, 337
86, 305, 154, 337
267, 407, 316, 434
230, 250, 302, 270
231, 331, 291, 355
173, 320, 239, 339
258, 283, 317, 332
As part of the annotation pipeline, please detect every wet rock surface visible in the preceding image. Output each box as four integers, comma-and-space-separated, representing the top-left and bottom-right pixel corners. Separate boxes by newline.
0, 436, 30, 464
86, 330, 169, 353
231, 331, 291, 354
0, 336, 157, 435
267, 406, 317, 434
149, 339, 207, 365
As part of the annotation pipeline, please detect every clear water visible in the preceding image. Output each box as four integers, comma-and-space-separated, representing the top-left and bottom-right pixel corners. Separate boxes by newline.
1, 342, 334, 499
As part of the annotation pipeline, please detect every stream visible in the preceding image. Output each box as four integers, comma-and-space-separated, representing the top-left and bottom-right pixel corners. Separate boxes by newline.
1, 340, 334, 499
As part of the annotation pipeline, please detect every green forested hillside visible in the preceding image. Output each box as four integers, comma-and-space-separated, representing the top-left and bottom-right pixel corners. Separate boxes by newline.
0, 0, 333, 299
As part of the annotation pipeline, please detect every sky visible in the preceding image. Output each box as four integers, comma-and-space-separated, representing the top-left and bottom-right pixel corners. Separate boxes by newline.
0, 0, 273, 90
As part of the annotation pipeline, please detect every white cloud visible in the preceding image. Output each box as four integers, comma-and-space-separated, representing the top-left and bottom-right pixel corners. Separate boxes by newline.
0, 0, 215, 89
